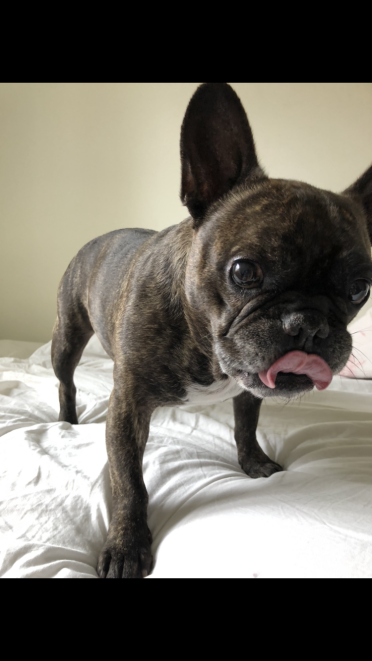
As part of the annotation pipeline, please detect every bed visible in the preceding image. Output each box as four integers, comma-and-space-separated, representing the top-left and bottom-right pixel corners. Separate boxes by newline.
1, 305, 372, 578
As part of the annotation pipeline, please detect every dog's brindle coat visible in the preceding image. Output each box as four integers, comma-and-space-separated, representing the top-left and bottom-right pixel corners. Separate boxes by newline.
52, 84, 372, 578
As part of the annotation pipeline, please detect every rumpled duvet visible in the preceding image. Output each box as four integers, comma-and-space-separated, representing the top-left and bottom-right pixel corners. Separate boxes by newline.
1, 335, 372, 578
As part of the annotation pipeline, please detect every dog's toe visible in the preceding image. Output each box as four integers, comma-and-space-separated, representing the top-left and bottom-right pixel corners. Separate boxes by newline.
97, 525, 153, 579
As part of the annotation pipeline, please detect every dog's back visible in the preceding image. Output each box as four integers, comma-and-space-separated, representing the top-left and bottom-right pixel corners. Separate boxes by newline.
56, 228, 156, 359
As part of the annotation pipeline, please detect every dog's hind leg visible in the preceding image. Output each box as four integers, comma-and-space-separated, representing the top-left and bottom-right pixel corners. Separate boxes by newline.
51, 301, 93, 425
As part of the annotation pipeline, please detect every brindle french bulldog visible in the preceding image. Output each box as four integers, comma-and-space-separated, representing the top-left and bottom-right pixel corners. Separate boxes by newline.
51, 83, 372, 578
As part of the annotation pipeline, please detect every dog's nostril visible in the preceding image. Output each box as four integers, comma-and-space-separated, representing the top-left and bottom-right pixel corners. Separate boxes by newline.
281, 311, 329, 340
315, 322, 329, 339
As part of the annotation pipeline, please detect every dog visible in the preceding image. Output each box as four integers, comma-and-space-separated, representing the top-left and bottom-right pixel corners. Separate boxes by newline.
51, 83, 372, 578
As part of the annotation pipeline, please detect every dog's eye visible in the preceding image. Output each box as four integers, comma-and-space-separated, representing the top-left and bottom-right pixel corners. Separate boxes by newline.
231, 260, 262, 288
349, 279, 370, 304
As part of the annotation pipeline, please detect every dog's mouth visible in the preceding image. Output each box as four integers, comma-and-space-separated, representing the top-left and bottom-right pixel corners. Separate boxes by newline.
233, 350, 333, 398
258, 351, 333, 391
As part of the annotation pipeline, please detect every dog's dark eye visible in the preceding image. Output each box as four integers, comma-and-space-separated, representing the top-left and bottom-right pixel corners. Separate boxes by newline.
231, 260, 262, 288
349, 279, 370, 304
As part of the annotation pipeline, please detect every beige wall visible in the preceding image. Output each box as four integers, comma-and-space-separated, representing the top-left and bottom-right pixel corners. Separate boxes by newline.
1, 83, 372, 342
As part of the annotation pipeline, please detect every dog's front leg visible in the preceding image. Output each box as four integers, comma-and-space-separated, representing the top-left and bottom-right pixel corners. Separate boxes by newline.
97, 387, 153, 579
233, 390, 283, 479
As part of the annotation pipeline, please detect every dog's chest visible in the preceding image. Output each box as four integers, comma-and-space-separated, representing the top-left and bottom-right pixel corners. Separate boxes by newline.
182, 376, 243, 406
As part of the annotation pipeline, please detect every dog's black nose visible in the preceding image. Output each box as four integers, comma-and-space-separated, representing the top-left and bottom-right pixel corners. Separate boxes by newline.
281, 310, 329, 348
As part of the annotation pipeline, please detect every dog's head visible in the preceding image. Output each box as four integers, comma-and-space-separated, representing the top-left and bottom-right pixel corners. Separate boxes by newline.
180, 83, 372, 398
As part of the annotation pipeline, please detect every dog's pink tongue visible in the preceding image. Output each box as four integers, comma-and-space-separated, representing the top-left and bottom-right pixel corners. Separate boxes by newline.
258, 351, 333, 391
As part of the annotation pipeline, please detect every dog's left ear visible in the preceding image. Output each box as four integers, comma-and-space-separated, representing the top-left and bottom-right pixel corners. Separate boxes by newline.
343, 164, 372, 243
180, 83, 266, 227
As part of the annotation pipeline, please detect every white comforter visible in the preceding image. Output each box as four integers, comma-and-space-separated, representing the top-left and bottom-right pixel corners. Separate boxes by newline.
1, 336, 372, 578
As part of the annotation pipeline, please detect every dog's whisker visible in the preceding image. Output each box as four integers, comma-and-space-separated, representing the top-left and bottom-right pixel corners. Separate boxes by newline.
350, 327, 372, 335
350, 352, 367, 377
342, 363, 357, 378
351, 346, 372, 366
350, 351, 364, 369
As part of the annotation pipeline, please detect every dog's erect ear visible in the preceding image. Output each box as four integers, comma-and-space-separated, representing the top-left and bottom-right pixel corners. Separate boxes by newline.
343, 164, 372, 243
180, 83, 266, 227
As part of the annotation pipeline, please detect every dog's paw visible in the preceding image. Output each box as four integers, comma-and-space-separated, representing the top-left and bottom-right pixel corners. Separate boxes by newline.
97, 524, 153, 579
245, 459, 283, 478
240, 456, 283, 479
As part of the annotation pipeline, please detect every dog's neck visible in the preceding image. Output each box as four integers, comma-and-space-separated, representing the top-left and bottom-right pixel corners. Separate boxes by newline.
154, 218, 225, 382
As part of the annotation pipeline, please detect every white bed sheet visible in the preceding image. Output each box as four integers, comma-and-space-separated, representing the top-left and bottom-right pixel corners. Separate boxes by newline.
1, 335, 372, 578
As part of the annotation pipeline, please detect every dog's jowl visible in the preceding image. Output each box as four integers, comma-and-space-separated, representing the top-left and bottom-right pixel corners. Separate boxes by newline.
51, 83, 372, 578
